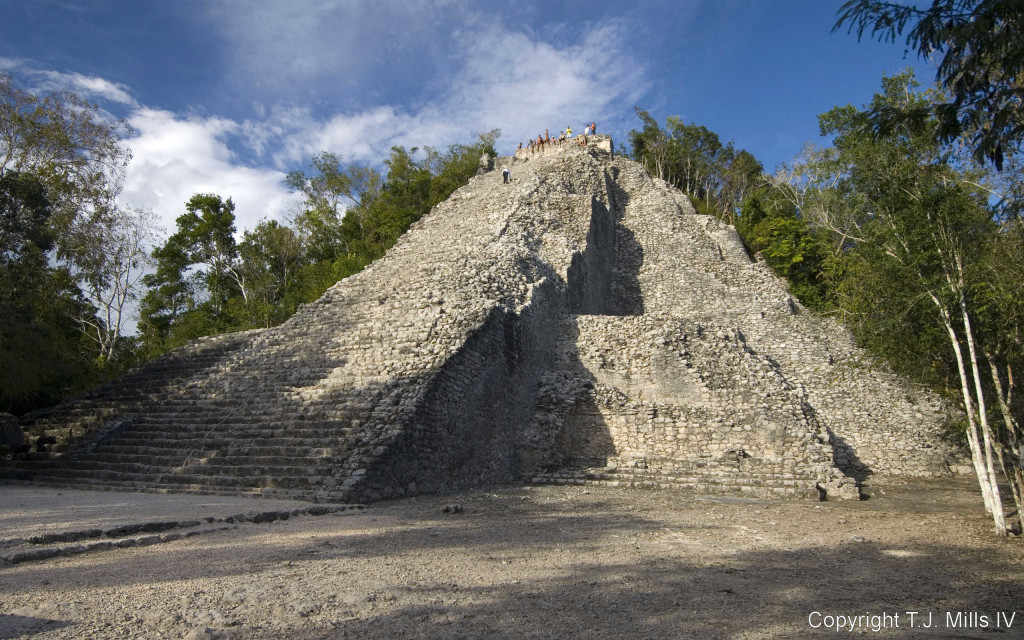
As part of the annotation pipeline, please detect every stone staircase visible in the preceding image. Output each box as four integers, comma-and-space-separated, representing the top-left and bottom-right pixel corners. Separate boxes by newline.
16, 331, 261, 454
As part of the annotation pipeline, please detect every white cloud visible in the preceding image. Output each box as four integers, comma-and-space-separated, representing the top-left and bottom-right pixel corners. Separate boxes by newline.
444, 19, 648, 148
119, 108, 301, 236
0, 59, 137, 107
205, 2, 647, 161
0, 56, 27, 71
259, 18, 648, 165
51, 71, 138, 105
45, 71, 138, 106
264, 105, 457, 168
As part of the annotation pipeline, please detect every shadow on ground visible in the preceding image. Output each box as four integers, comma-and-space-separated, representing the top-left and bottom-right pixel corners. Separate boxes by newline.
1, 483, 1021, 640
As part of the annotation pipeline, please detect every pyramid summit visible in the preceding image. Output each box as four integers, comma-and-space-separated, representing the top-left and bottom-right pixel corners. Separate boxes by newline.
3, 135, 956, 502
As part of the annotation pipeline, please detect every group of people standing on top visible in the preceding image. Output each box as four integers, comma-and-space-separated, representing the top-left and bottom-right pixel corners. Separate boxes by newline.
518, 122, 598, 154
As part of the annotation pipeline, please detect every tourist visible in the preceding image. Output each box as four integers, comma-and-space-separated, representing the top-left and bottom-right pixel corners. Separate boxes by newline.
502, 166, 511, 184
566, 125, 572, 137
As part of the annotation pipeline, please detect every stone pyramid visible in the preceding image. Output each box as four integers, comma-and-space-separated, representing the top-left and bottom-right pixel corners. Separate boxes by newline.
3, 137, 956, 502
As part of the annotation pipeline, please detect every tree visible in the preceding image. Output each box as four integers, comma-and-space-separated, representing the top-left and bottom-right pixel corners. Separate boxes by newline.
70, 206, 160, 363
0, 171, 96, 413
0, 71, 131, 249
766, 144, 871, 260
629, 110, 763, 223
1, 71, 151, 378
629, 108, 678, 185
139, 194, 241, 354
284, 131, 499, 306
816, 71, 1018, 535
970, 218, 1024, 528
834, 0, 1024, 169
720, 149, 764, 223
139, 131, 501, 360
235, 219, 304, 328
286, 152, 386, 262
735, 187, 833, 309
176, 194, 242, 312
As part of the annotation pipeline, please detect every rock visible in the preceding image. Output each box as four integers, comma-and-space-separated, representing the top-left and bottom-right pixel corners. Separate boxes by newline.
477, 153, 494, 174
183, 627, 223, 640
0, 413, 24, 456
442, 504, 463, 514
34, 434, 57, 452
818, 478, 862, 502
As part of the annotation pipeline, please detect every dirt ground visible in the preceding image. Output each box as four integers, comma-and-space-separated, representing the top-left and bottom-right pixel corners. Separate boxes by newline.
1, 477, 1022, 640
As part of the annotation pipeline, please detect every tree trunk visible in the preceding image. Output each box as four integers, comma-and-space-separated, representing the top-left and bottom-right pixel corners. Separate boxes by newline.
986, 353, 1024, 532
959, 297, 1008, 535
935, 302, 999, 519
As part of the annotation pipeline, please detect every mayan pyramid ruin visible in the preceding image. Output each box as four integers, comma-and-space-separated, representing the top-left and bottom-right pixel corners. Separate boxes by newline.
2, 136, 958, 502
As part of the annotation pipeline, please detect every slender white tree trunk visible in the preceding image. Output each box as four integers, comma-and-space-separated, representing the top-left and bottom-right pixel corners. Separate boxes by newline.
986, 354, 1024, 531
960, 300, 1008, 535
934, 301, 998, 517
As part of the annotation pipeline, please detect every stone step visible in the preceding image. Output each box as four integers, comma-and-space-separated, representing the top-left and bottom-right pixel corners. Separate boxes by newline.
531, 467, 808, 484
34, 458, 340, 478
155, 472, 328, 490
527, 466, 821, 500
22, 466, 338, 491
82, 419, 364, 434
72, 443, 358, 458
106, 419, 363, 432
11, 442, 361, 467
77, 452, 342, 467
37, 408, 374, 429
3, 476, 337, 502
90, 429, 359, 446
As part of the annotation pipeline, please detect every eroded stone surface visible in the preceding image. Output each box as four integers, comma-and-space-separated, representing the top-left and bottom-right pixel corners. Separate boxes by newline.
1, 136, 956, 501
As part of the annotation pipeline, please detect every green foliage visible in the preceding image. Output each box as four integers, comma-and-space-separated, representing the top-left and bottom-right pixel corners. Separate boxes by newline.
834, 0, 1024, 169
0, 172, 98, 413
0, 170, 54, 260
286, 130, 498, 302
235, 219, 304, 328
138, 194, 242, 355
798, 70, 1020, 411
834, 239, 955, 386
0, 72, 151, 413
627, 110, 835, 309
735, 190, 832, 310
138, 131, 499, 360
632, 69, 1022, 439
629, 109, 762, 223
0, 71, 131, 252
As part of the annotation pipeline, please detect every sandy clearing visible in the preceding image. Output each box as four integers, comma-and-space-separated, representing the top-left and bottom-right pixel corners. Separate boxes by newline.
0, 478, 1022, 640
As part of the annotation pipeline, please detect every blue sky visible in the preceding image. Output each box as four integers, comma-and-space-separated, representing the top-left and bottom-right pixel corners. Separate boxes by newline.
0, 0, 934, 235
